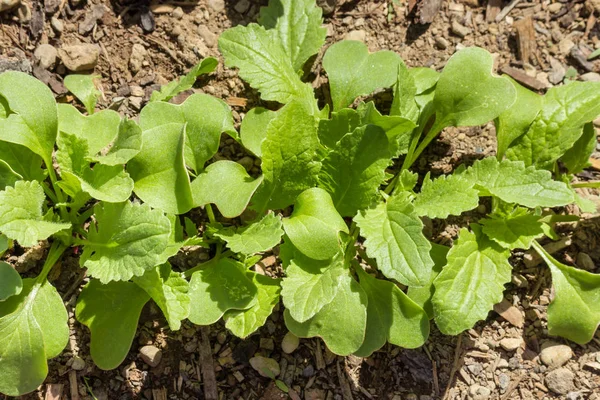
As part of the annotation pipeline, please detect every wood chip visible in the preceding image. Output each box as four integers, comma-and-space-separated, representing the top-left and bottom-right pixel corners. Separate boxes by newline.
315, 340, 326, 370
495, 0, 522, 22
590, 158, 600, 170
44, 383, 64, 400
226, 97, 248, 107
500, 66, 547, 91
68, 370, 79, 400
336, 361, 354, 400
152, 388, 168, 400
523, 237, 572, 268
486, 0, 503, 22
199, 326, 218, 400
493, 298, 524, 328
417, 0, 443, 24
514, 16, 536, 63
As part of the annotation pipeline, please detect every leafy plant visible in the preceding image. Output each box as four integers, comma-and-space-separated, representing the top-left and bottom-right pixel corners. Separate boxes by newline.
1, 0, 600, 395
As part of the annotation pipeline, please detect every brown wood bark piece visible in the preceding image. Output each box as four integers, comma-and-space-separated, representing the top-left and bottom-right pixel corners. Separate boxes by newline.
514, 16, 536, 63
499, 66, 546, 91
44, 383, 64, 400
486, 0, 503, 22
199, 326, 219, 400
418, 0, 443, 24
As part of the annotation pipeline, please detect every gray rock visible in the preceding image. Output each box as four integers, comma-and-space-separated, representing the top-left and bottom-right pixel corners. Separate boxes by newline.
129, 96, 143, 111
451, 20, 471, 38
468, 384, 491, 400
0, 0, 19, 12
79, 4, 106, 35
58, 44, 99, 71
545, 368, 575, 395
129, 43, 147, 74
559, 38, 575, 56
0, 52, 31, 74
540, 342, 573, 368
344, 29, 366, 42
577, 252, 595, 270
500, 337, 522, 352
172, 6, 184, 19
435, 36, 449, 50
581, 72, 600, 82
234, 0, 250, 13
237, 156, 254, 172
139, 345, 162, 367
51, 17, 64, 34
34, 44, 58, 70
197, 25, 217, 47
317, 0, 337, 15
467, 363, 483, 376
549, 57, 566, 84
207, 0, 224, 12
71, 356, 86, 371
498, 373, 510, 391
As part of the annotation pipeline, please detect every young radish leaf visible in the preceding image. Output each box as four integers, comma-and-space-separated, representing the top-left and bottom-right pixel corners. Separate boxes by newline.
407, 243, 449, 318
532, 241, 600, 344
63, 74, 102, 114
150, 57, 218, 102
323, 40, 401, 110
432, 225, 512, 335
0, 261, 22, 301
0, 279, 68, 396
0, 141, 45, 183
283, 188, 348, 260
560, 122, 597, 175
76, 280, 150, 370
0, 160, 21, 190
413, 173, 479, 219
214, 213, 284, 255
480, 207, 545, 250
92, 118, 142, 166
355, 192, 434, 287
240, 107, 277, 157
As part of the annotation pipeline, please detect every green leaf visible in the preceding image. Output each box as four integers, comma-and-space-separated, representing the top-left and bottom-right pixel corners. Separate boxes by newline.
494, 78, 542, 159
284, 272, 367, 355
481, 207, 545, 250
280, 244, 346, 322
0, 181, 70, 247
407, 243, 449, 318
150, 57, 218, 102
433, 47, 516, 129
505, 81, 600, 169
214, 213, 283, 255
219, 24, 315, 107
317, 108, 361, 149
395, 170, 418, 193
0, 141, 45, 183
76, 279, 150, 370
0, 261, 21, 301
0, 279, 69, 396
413, 173, 479, 219
533, 241, 600, 344
283, 188, 348, 260
0, 160, 20, 190
357, 102, 415, 156
224, 271, 281, 338
81, 202, 171, 283
57, 104, 121, 156
64, 74, 101, 114
191, 160, 263, 218
561, 122, 596, 174
133, 263, 189, 331
323, 40, 401, 110
318, 125, 391, 217
188, 258, 258, 325
462, 157, 575, 208
354, 265, 429, 357
240, 107, 277, 157
391, 61, 419, 122
251, 101, 321, 212
0, 71, 58, 162
93, 118, 142, 166
355, 192, 434, 287
432, 226, 512, 335
410, 67, 439, 95
129, 123, 194, 214
258, 0, 326, 72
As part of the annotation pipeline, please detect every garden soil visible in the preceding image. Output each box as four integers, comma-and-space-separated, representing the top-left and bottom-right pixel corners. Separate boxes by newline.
1, 0, 600, 399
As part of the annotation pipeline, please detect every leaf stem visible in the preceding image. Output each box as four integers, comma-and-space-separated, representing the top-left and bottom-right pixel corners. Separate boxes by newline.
43, 156, 69, 220
407, 120, 445, 168
36, 240, 68, 284
205, 204, 217, 225
571, 181, 600, 189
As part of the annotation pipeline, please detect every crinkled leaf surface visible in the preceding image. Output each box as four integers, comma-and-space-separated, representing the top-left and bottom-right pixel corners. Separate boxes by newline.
281, 246, 345, 322
318, 125, 391, 217
462, 157, 574, 208
192, 160, 263, 218
133, 263, 189, 331
533, 241, 600, 344
188, 258, 258, 326
356, 102, 415, 156
432, 226, 512, 335
561, 122, 596, 174
407, 243, 449, 318
354, 266, 430, 357
0, 261, 21, 301
283, 188, 348, 260
240, 107, 277, 157
225, 271, 281, 338
494, 78, 542, 159
0, 71, 58, 162
0, 181, 70, 247
391, 61, 419, 122
317, 108, 360, 149
93, 118, 142, 166
57, 104, 121, 156
258, 0, 326, 72
481, 207, 544, 250
0, 279, 68, 396
214, 213, 283, 255
355, 192, 433, 287
413, 173, 479, 219
150, 57, 218, 102
76, 280, 150, 370
432, 47, 516, 129
219, 24, 315, 107
81, 202, 171, 283
284, 273, 367, 355
505, 82, 600, 169
0, 141, 45, 183
251, 101, 321, 212
0, 160, 20, 190
63, 74, 101, 114
323, 40, 401, 110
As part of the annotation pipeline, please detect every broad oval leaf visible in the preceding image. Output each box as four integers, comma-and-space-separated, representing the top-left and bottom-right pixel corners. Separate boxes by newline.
0, 261, 22, 301
76, 280, 150, 370
0, 141, 45, 183
93, 118, 142, 166
81, 201, 171, 283
355, 192, 434, 287
240, 107, 277, 157
214, 213, 284, 255
283, 187, 348, 260
432, 226, 512, 335
323, 40, 401, 111
64, 74, 101, 114
560, 122, 597, 175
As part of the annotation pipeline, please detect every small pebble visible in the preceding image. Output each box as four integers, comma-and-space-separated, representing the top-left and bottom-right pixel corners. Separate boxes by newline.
139, 345, 162, 367
343, 29, 366, 42
451, 20, 471, 38
249, 356, 280, 377
468, 384, 491, 400
281, 331, 300, 354
545, 367, 575, 395
540, 342, 573, 368
172, 6, 183, 19
71, 356, 86, 371
234, 0, 250, 13
500, 337, 522, 352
